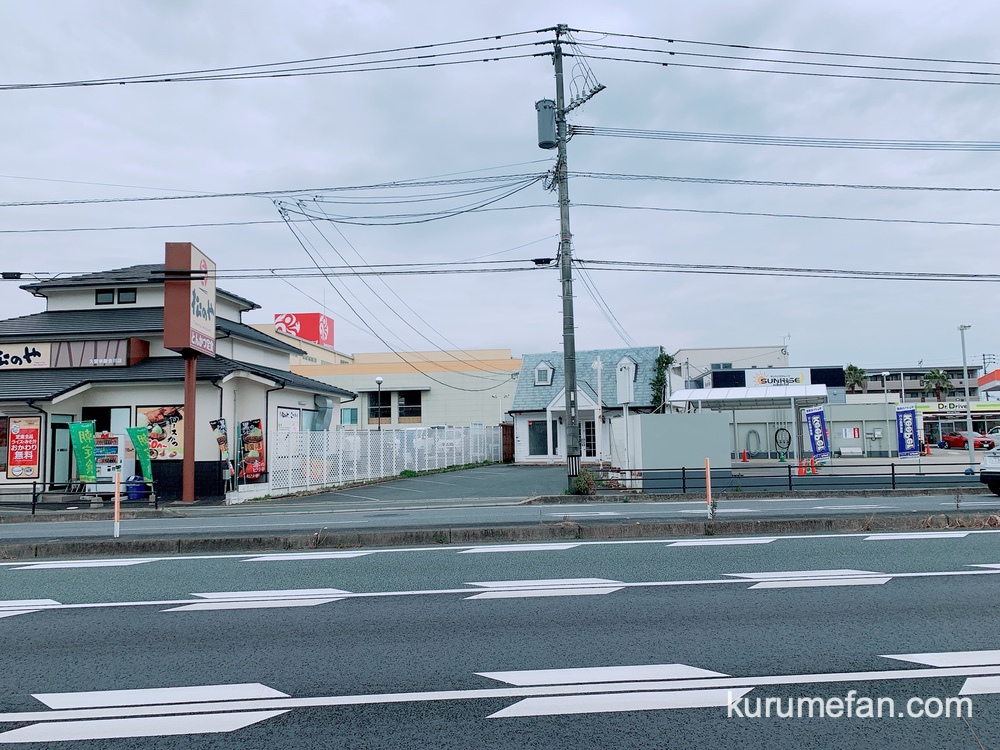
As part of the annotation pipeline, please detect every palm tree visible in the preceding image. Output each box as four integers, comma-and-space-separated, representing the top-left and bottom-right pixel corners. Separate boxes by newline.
844, 364, 867, 394
923, 369, 952, 402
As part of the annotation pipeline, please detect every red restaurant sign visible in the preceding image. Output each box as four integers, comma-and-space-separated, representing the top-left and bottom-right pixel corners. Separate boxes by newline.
163, 242, 217, 357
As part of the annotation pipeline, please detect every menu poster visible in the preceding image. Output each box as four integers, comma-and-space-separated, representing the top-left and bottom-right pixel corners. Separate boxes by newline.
239, 419, 266, 481
136, 406, 184, 460
7, 416, 41, 480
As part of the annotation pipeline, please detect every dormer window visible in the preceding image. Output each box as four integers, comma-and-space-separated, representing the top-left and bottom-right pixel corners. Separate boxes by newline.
535, 362, 554, 386
117, 288, 137, 304
95, 288, 115, 305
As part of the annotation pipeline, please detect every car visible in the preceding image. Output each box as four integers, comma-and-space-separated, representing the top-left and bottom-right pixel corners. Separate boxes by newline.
980, 448, 1000, 495
940, 431, 995, 450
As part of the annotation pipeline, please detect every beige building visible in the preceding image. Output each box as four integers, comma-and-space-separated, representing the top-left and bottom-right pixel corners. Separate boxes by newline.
295, 349, 521, 429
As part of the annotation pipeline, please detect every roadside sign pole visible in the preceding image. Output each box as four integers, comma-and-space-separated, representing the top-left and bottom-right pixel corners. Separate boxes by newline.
113, 471, 121, 539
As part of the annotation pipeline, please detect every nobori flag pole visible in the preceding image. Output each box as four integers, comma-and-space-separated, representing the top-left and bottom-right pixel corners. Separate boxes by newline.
536, 25, 604, 491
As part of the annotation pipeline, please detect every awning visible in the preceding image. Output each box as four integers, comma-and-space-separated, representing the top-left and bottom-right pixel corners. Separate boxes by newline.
669, 385, 828, 411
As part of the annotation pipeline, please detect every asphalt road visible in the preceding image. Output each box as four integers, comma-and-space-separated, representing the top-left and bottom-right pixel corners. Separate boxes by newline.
2, 532, 999, 747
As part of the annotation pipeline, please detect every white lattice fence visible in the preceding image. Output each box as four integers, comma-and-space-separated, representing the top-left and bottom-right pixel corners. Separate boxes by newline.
266, 426, 501, 496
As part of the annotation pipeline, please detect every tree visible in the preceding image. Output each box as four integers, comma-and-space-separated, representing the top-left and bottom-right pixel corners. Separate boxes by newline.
923, 369, 952, 402
844, 364, 867, 394
650, 348, 676, 413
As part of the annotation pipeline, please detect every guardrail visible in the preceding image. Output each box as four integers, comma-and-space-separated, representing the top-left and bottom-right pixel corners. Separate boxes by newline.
0, 479, 158, 515
596, 460, 985, 494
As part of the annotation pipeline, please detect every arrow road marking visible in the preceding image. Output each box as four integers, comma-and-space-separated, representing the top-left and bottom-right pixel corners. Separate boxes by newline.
864, 532, 970, 541
668, 538, 776, 547
464, 579, 625, 599
3, 650, 1000, 741
243, 551, 373, 562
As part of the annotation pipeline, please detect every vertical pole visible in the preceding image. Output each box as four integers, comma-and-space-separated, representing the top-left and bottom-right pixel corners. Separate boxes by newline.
960, 325, 976, 468
594, 357, 603, 465
113, 471, 121, 538
553, 25, 581, 491
705, 457, 712, 519
182, 352, 197, 503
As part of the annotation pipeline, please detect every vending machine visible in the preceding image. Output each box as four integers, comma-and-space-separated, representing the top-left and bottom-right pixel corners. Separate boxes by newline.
93, 431, 123, 493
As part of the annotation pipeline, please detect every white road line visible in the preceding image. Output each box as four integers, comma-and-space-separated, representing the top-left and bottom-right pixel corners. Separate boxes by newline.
885, 650, 1000, 668
545, 512, 622, 518
749, 577, 892, 589
812, 505, 890, 510
864, 532, 970, 541
676, 509, 755, 514
727, 570, 883, 580
458, 543, 581, 554
479, 664, 727, 685
11, 559, 158, 570
35, 684, 289, 709
468, 579, 621, 589
244, 551, 373, 562
488, 688, 751, 718
465, 587, 624, 599
669, 539, 776, 547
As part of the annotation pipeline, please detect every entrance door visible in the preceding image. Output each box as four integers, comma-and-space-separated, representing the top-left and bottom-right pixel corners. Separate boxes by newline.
50, 423, 71, 487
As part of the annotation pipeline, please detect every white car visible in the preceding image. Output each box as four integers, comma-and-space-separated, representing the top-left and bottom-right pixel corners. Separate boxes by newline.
979, 447, 1000, 495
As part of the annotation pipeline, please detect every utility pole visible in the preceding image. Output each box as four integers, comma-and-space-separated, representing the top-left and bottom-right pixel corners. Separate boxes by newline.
536, 25, 604, 492
552, 25, 580, 489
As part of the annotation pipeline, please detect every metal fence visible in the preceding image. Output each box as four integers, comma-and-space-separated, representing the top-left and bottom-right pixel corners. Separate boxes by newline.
267, 426, 502, 495
598, 460, 987, 494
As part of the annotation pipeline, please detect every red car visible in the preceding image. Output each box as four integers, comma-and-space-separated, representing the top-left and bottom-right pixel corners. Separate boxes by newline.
940, 431, 995, 450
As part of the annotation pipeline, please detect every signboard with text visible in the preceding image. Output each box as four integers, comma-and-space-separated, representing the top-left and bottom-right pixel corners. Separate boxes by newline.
163, 242, 217, 357
747, 368, 811, 388
804, 406, 831, 462
274, 312, 335, 350
896, 405, 920, 459
7, 416, 41, 480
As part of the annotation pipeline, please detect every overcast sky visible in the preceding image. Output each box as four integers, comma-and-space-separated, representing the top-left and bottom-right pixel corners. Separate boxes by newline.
2, 1, 999, 374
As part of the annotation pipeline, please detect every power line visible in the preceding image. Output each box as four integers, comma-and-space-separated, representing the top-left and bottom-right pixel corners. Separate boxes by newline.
572, 171, 1000, 192
0, 31, 555, 91
572, 28, 1000, 69
570, 125, 1000, 151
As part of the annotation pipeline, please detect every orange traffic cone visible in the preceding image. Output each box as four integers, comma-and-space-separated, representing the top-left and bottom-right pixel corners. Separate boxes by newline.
741, 450, 749, 463
797, 460, 806, 476
810, 456, 818, 474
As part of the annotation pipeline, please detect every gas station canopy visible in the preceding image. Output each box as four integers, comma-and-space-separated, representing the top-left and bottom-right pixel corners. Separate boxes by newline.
669, 385, 828, 411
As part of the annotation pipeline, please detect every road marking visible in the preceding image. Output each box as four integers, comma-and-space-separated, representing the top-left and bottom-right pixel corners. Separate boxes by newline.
464, 578, 624, 599
545, 512, 622, 518
10, 559, 159, 570
479, 664, 728, 685
727, 569, 883, 580
749, 577, 892, 589
458, 543, 581, 554
3, 650, 999, 738
864, 532, 970, 541
676, 509, 754, 514
941, 501, 1000, 506
0, 711, 290, 743
488, 688, 752, 718
884, 650, 1000, 668
163, 588, 351, 612
668, 538, 776, 547
243, 551, 373, 562
35, 683, 289, 709
0, 599, 60, 619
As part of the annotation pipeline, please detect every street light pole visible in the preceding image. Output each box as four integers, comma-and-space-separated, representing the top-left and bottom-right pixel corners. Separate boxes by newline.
960, 325, 975, 467
881, 371, 891, 459
375, 376, 383, 432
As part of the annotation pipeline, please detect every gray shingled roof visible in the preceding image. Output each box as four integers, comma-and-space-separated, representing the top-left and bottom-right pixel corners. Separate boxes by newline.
511, 347, 662, 412
0, 308, 304, 355
0, 355, 355, 403
20, 264, 260, 311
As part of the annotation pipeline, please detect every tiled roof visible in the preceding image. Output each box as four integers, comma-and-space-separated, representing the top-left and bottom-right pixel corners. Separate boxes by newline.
0, 355, 355, 403
511, 347, 662, 412
20, 264, 260, 311
0, 308, 304, 355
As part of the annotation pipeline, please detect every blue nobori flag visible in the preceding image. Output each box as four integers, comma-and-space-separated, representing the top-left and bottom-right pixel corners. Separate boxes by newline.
896, 405, 920, 459
804, 406, 831, 462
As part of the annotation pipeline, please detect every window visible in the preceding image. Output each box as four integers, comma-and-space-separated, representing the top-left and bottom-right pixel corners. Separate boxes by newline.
117, 288, 137, 304
711, 363, 733, 371
340, 408, 358, 426
369, 391, 390, 425
398, 390, 422, 423
535, 363, 553, 386
95, 289, 114, 305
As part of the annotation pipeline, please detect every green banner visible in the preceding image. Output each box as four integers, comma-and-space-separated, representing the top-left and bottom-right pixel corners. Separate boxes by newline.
126, 426, 153, 485
68, 421, 97, 484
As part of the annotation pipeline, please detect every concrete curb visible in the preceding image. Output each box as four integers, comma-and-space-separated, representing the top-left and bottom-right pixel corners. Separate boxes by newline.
529, 486, 988, 503
2, 511, 999, 560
